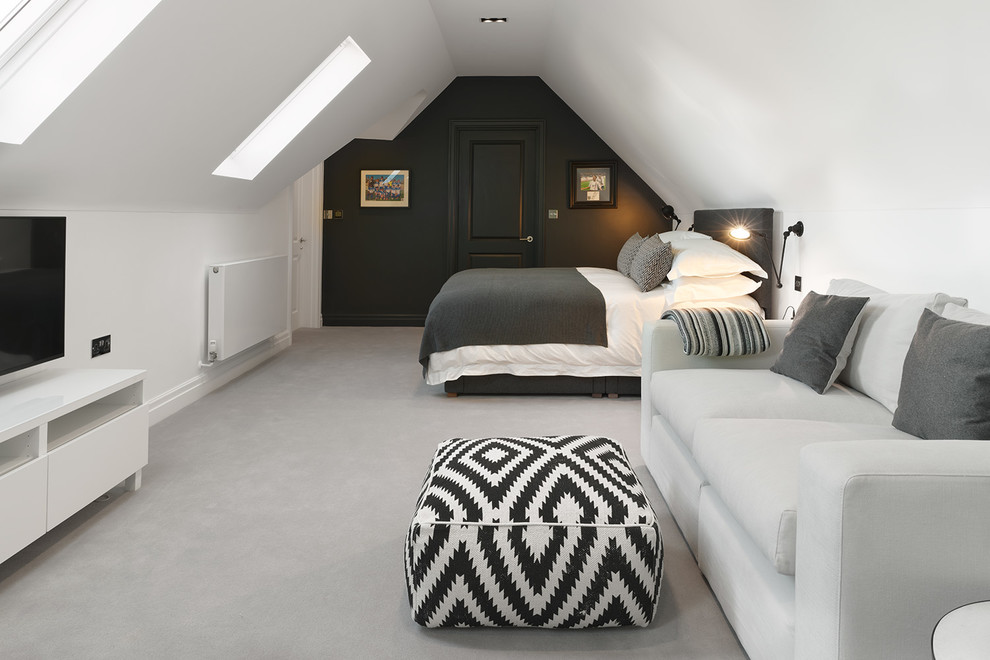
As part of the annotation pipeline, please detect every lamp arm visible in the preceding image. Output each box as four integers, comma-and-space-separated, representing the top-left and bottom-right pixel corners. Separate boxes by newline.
757, 232, 785, 288
775, 221, 803, 289
738, 222, 802, 289
774, 233, 789, 288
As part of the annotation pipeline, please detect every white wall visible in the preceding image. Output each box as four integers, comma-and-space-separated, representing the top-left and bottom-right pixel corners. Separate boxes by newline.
545, 1, 990, 223
2, 188, 293, 423
771, 209, 990, 316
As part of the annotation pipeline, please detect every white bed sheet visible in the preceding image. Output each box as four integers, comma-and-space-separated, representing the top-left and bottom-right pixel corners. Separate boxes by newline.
424, 267, 762, 385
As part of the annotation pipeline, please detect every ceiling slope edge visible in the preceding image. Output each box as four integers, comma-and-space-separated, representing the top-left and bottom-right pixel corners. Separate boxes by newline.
359, 89, 432, 141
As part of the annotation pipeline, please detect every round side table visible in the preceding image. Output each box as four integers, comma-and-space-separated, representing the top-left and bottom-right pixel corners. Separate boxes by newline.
932, 600, 990, 659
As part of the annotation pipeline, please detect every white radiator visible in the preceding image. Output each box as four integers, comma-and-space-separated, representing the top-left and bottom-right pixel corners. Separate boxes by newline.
207, 255, 288, 362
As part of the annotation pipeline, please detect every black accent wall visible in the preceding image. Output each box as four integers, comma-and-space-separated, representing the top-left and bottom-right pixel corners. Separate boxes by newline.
322, 76, 672, 326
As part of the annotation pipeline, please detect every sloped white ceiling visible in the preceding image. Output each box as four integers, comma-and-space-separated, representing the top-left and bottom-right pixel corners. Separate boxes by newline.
2, 0, 989, 214
0, 0, 455, 211
541, 0, 990, 214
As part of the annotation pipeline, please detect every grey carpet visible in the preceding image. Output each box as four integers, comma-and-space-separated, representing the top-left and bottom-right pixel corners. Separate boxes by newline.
0, 327, 746, 659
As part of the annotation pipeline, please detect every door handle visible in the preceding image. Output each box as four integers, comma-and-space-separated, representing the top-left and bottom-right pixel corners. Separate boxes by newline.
519, 235, 533, 242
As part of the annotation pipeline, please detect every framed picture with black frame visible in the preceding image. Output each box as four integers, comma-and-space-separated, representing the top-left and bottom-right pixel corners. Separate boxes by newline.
569, 160, 617, 208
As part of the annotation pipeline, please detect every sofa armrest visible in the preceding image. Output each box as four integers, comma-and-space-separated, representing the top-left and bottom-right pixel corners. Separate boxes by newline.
642, 318, 791, 374
796, 439, 990, 660
640, 318, 791, 443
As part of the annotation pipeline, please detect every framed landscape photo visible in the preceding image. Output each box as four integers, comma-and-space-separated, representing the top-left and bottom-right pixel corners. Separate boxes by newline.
361, 170, 409, 207
569, 161, 617, 208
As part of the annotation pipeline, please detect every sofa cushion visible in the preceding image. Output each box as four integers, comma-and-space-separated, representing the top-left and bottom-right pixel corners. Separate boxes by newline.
651, 369, 893, 453
893, 308, 990, 440
942, 302, 990, 325
693, 419, 915, 575
826, 279, 967, 413
770, 291, 870, 393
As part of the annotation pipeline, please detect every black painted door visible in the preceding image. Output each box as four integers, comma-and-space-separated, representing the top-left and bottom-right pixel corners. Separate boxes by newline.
449, 121, 544, 273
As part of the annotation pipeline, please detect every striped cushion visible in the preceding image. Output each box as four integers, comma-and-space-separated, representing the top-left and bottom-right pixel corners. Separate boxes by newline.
660, 307, 770, 356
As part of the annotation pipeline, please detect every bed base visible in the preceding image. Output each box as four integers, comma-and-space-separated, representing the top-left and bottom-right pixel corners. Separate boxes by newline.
443, 374, 640, 397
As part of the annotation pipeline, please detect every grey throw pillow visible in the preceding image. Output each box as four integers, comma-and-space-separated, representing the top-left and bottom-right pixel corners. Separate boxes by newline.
616, 232, 645, 276
892, 308, 990, 439
770, 291, 870, 394
629, 235, 672, 292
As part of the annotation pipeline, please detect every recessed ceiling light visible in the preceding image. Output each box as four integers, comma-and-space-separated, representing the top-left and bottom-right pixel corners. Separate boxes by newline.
480, 17, 507, 23
213, 35, 371, 181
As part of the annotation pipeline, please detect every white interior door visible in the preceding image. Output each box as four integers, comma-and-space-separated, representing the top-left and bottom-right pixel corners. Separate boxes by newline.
291, 163, 323, 329
291, 218, 301, 331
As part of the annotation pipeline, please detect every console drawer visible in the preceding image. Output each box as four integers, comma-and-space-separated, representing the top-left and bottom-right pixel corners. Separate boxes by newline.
47, 405, 149, 530
0, 459, 48, 563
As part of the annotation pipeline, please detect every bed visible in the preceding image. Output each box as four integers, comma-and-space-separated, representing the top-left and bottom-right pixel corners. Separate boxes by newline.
420, 208, 775, 396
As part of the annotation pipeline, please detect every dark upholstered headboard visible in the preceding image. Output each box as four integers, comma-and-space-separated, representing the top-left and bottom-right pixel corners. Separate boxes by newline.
692, 208, 775, 318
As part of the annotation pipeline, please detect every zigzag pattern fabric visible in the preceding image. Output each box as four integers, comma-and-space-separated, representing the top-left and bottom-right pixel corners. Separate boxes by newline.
405, 435, 663, 628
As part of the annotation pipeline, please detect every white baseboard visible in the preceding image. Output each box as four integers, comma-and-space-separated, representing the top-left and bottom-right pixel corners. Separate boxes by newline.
147, 331, 292, 426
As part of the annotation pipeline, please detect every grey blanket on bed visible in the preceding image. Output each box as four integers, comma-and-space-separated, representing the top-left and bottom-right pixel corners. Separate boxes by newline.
418, 268, 607, 370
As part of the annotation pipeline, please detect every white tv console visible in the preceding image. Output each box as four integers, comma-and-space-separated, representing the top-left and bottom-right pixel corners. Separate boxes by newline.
0, 369, 148, 564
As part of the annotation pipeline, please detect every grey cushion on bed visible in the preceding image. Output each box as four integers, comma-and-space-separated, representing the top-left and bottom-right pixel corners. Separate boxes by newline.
892, 308, 990, 440
629, 235, 672, 292
770, 291, 870, 394
617, 232, 646, 276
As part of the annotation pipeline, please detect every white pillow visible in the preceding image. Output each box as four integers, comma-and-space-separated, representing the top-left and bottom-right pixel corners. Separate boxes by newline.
825, 278, 887, 297
665, 274, 760, 303
667, 239, 769, 279
658, 230, 712, 242
670, 295, 764, 317
941, 302, 990, 325
825, 279, 969, 413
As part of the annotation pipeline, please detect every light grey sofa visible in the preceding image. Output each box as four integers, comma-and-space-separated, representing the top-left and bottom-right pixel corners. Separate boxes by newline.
640, 280, 990, 660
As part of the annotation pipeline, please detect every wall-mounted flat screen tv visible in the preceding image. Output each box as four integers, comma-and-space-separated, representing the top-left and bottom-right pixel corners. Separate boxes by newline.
0, 216, 66, 378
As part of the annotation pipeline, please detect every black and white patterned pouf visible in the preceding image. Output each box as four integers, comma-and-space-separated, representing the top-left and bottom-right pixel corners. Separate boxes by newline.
404, 435, 663, 628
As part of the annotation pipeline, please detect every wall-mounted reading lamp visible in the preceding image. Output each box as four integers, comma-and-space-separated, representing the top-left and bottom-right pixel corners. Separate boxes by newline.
729, 221, 804, 288
661, 205, 682, 230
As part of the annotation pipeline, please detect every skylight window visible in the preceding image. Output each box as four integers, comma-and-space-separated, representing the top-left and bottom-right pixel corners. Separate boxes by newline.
0, 0, 72, 70
0, 0, 163, 145
213, 36, 371, 181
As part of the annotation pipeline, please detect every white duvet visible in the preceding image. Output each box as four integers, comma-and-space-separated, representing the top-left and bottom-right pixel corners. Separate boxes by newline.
424, 267, 761, 385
